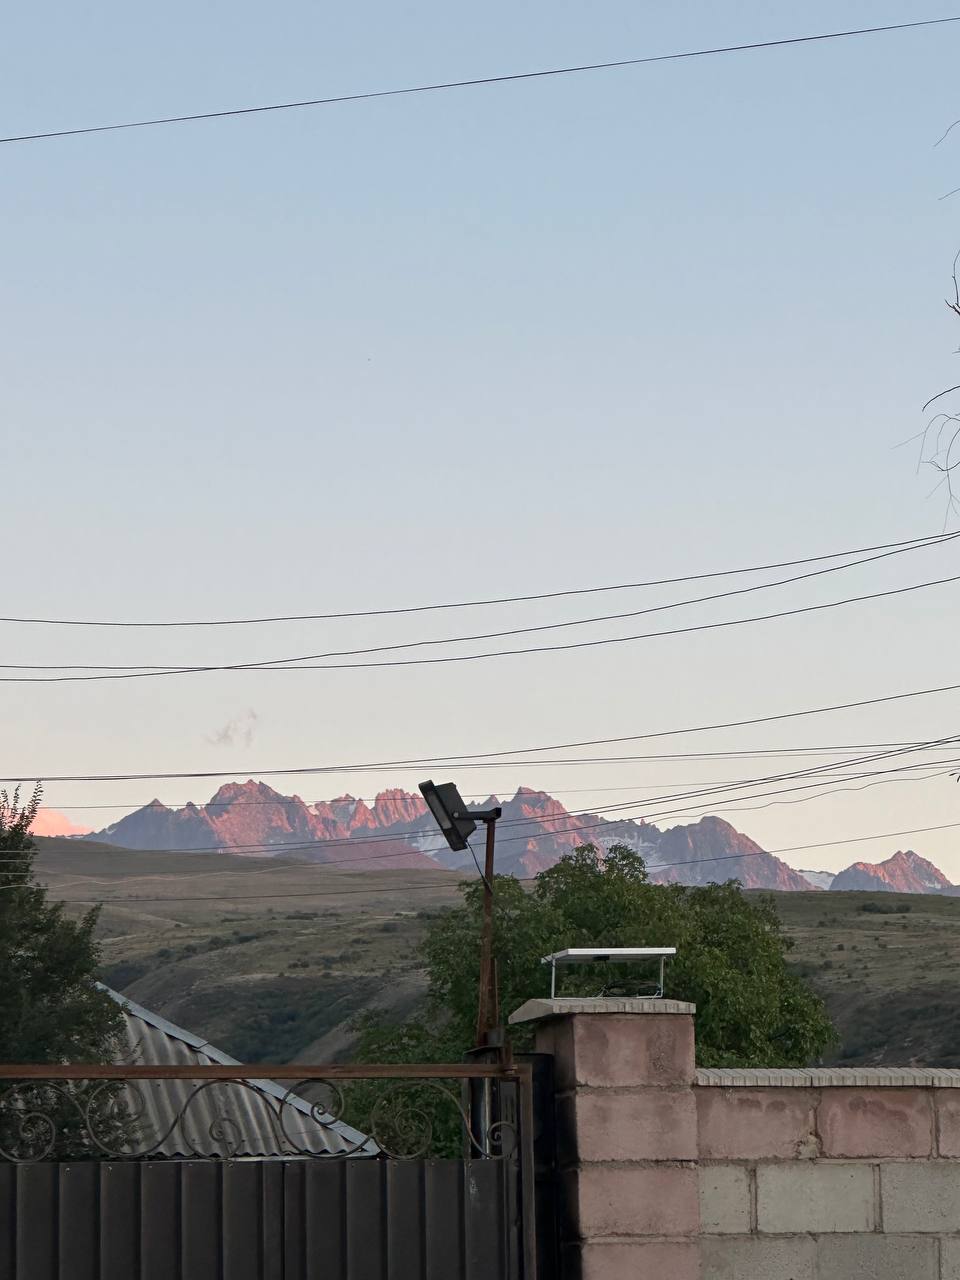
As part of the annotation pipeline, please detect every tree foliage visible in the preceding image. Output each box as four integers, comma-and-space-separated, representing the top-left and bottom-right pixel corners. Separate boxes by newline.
0, 785, 121, 1063
358, 844, 835, 1069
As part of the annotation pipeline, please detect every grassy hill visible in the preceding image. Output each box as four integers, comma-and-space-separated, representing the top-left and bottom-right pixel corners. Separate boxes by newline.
32, 837, 960, 1066
33, 836, 461, 1061
770, 889, 960, 1066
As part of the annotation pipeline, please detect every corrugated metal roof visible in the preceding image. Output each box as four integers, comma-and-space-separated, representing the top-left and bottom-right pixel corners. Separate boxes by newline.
99, 985, 376, 1158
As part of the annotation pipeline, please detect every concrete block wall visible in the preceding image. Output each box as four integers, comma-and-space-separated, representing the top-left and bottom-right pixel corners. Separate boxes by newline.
696, 1073, 960, 1279
510, 998, 960, 1280
512, 997, 701, 1280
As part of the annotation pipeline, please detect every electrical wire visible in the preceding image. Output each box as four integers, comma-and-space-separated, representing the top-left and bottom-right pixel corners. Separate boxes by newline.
10, 762, 953, 878
14, 536, 953, 628
4, 533, 946, 629
19, 740, 960, 861
1, 17, 956, 148
54, 739, 960, 851
34, 747, 929, 809
19, 791, 960, 904
5, 569, 959, 683
9, 772, 956, 875
8, 676, 960, 783
35, 742, 960, 800
13, 533, 956, 673
464, 837, 492, 892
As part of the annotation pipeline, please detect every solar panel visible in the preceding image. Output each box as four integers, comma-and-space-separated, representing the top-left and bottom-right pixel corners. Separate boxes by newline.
540, 947, 676, 998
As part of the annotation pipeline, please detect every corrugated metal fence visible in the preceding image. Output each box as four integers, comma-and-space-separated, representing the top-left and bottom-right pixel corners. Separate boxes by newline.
0, 1158, 520, 1280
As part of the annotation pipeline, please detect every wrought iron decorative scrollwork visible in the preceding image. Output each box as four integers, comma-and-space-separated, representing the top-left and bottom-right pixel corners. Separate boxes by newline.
0, 1074, 520, 1163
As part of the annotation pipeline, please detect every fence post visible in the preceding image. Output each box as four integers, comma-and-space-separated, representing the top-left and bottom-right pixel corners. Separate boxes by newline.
509, 997, 700, 1280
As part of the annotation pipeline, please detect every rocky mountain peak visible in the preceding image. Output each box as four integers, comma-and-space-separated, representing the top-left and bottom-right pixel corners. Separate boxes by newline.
831, 849, 953, 894
81, 783, 955, 894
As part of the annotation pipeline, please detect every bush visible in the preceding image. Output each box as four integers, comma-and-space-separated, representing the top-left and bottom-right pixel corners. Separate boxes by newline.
100, 960, 150, 989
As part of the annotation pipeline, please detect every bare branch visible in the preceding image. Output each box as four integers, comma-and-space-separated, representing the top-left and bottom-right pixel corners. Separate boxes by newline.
921, 385, 960, 413
935, 118, 960, 147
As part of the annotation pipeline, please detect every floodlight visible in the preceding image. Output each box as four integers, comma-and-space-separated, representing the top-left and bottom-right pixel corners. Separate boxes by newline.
418, 780, 477, 852
419, 779, 503, 1047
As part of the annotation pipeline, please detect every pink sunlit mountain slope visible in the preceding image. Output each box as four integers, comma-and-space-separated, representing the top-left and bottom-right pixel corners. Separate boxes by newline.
829, 850, 952, 894
83, 784, 957, 894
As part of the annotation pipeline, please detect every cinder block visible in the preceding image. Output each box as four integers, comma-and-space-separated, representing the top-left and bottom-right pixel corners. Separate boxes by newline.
696, 1088, 819, 1159
881, 1161, 960, 1232
558, 1014, 696, 1090
936, 1090, 960, 1156
819, 1089, 933, 1158
699, 1165, 750, 1234
569, 1239, 700, 1280
700, 1234, 816, 1280
564, 1164, 699, 1239
756, 1162, 875, 1233
562, 1089, 698, 1162
940, 1234, 960, 1280
816, 1233, 938, 1280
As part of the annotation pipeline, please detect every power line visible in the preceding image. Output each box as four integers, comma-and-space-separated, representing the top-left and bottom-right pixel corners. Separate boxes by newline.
522, 737, 960, 818
1, 17, 956, 148
14, 534, 956, 673
19, 762, 954, 875
5, 570, 960, 683
25, 740, 960, 860
1, 766, 941, 885
1, 530, 951, 629
9, 677, 960, 783
767, 819, 960, 859
37, 743, 960, 803
605, 759, 960, 830
107, 742, 960, 847
655, 765, 954, 822
470, 753, 960, 842
4, 763, 954, 876
35, 748, 927, 808
25, 797, 960, 903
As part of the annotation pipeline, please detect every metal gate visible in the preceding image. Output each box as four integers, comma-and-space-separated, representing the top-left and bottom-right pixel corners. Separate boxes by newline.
0, 1062, 543, 1280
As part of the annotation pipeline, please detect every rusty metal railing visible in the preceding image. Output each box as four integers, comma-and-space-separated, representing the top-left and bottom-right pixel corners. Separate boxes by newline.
0, 1061, 533, 1165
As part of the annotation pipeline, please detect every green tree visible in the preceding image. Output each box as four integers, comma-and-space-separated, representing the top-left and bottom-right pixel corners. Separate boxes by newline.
0, 785, 121, 1063
359, 844, 835, 1069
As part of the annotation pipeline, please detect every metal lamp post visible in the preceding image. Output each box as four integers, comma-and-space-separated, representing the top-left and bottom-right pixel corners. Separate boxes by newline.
419, 780, 503, 1048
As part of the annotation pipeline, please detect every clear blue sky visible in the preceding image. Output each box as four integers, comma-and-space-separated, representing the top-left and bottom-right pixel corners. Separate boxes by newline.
3, 1, 960, 875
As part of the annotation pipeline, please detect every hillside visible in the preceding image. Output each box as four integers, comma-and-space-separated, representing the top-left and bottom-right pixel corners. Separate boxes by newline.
773, 889, 960, 1066
31, 837, 960, 1068
33, 836, 457, 1059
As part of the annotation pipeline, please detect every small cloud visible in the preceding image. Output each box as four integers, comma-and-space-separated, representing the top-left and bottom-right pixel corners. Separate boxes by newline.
206, 709, 259, 749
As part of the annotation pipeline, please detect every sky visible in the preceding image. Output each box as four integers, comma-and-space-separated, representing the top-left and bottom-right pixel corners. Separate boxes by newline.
3, 2, 960, 876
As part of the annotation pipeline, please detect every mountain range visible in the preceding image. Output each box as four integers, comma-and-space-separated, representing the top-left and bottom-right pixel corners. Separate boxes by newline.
81, 782, 956, 894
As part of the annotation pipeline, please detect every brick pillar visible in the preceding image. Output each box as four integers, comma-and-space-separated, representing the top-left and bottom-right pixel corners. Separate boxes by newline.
510, 997, 700, 1280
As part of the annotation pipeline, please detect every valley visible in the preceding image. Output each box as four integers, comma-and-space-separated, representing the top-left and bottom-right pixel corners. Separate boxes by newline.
34, 835, 960, 1069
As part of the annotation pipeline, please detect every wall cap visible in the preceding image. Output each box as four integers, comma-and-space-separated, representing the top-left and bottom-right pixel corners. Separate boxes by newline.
509, 996, 696, 1024
695, 1067, 960, 1087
